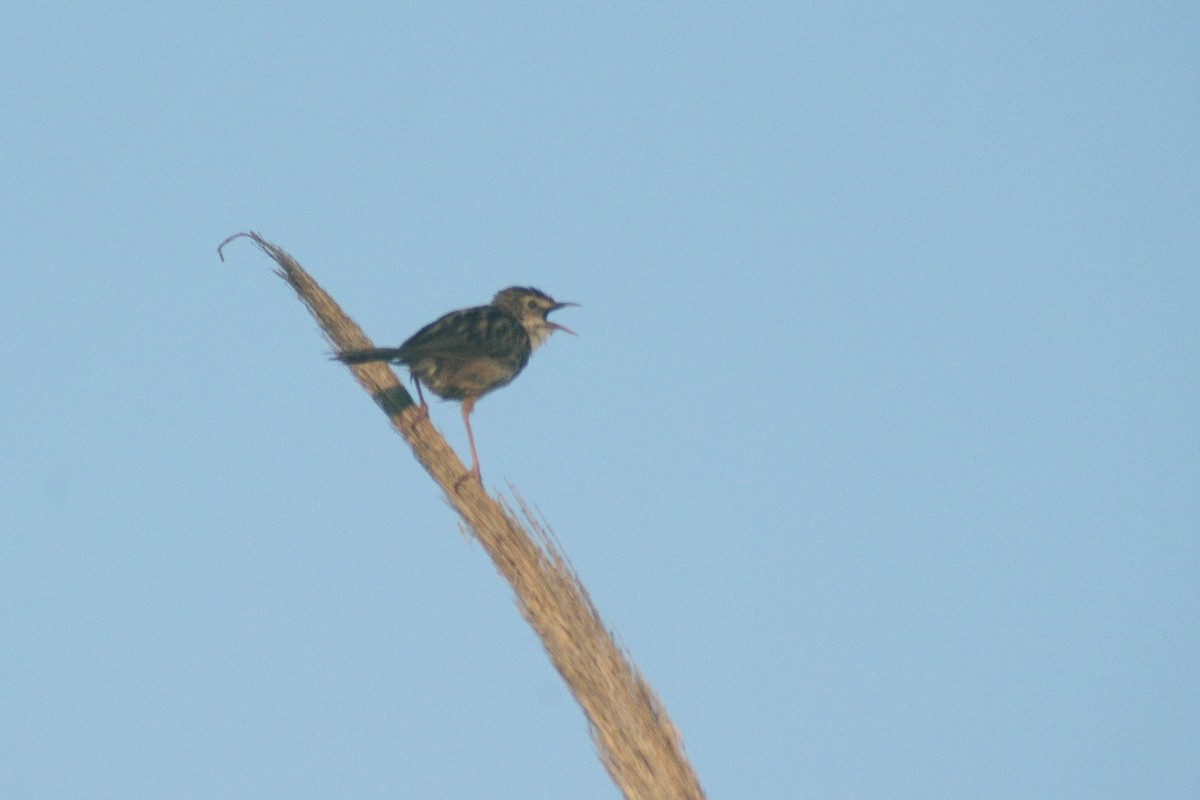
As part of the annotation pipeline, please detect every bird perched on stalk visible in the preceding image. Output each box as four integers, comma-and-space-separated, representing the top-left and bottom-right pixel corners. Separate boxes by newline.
335, 287, 578, 483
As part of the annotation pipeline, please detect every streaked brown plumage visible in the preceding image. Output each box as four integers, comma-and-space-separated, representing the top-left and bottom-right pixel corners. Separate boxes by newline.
335, 287, 577, 482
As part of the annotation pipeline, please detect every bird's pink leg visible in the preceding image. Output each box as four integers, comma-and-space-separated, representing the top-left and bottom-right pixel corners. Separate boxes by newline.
456, 396, 482, 487
413, 380, 429, 411
402, 379, 430, 430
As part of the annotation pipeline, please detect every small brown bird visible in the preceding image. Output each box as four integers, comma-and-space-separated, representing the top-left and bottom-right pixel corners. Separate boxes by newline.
336, 287, 577, 482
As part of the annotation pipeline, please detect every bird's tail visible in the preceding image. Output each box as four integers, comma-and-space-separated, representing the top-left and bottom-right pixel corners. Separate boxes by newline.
332, 347, 406, 364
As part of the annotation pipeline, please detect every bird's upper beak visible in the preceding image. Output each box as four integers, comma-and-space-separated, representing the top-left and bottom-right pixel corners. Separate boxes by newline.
548, 301, 579, 336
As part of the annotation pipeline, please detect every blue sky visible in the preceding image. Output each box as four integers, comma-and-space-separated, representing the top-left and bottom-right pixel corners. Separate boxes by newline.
2, 4, 1196, 798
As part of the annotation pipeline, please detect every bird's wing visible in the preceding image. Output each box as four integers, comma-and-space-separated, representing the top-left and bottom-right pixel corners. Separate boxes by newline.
397, 306, 529, 363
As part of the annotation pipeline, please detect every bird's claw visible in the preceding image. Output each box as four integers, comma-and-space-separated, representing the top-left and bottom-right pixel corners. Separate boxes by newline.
453, 467, 482, 493
401, 402, 430, 435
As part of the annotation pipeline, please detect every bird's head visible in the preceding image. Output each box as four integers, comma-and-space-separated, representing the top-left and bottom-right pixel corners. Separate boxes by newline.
492, 287, 578, 348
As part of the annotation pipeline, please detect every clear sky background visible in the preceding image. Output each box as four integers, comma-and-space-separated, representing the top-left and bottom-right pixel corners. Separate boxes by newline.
2, 4, 1196, 798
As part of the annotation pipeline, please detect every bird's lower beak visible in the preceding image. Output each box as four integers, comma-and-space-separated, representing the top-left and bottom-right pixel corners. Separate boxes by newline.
549, 302, 579, 336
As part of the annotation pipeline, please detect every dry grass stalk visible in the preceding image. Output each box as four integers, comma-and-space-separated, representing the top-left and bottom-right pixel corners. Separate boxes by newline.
218, 232, 706, 800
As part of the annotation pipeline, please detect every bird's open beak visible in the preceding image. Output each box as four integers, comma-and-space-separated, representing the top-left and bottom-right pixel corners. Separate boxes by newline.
548, 302, 579, 336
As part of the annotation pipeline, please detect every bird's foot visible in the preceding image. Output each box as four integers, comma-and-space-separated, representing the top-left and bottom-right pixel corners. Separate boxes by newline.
400, 401, 430, 434
453, 466, 482, 493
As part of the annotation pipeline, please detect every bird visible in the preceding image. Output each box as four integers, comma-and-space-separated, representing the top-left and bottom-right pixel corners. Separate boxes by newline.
335, 287, 577, 483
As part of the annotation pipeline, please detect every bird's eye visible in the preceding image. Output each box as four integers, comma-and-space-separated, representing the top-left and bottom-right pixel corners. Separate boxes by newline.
527, 298, 539, 309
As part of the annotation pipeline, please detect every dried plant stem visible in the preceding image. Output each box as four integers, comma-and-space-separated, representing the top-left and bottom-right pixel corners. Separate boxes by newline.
219, 232, 705, 800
